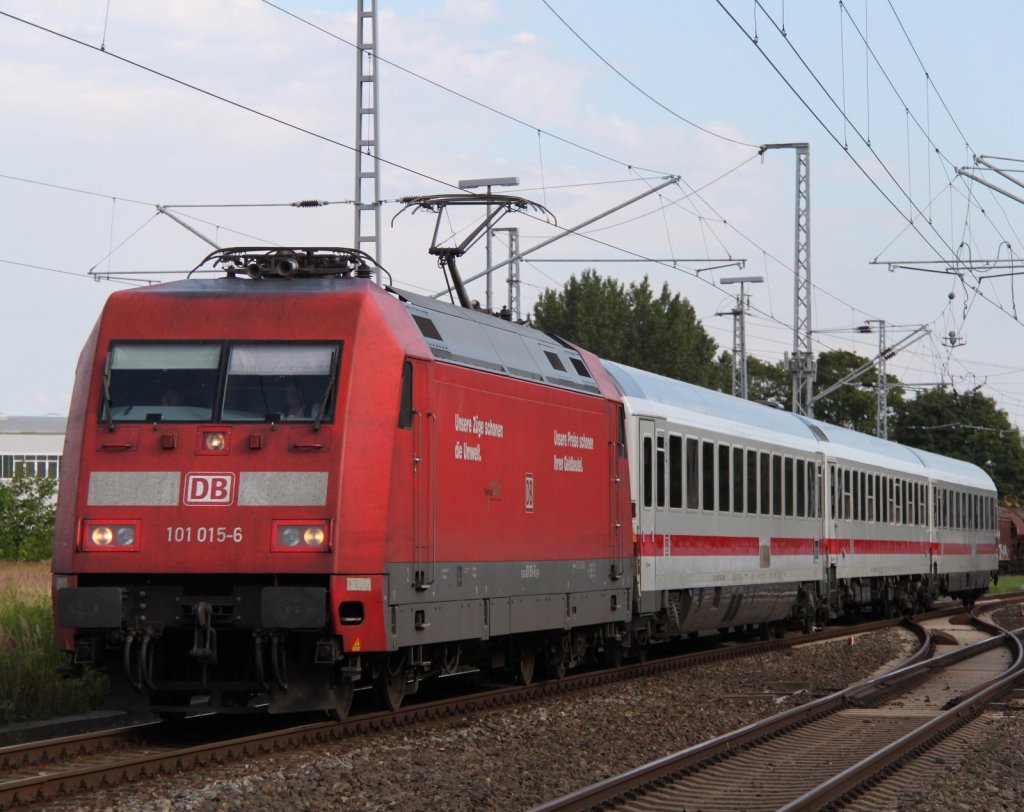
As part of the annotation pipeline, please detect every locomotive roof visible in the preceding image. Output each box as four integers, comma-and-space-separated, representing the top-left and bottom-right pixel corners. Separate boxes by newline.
111, 276, 382, 296
394, 289, 603, 396
603, 360, 995, 492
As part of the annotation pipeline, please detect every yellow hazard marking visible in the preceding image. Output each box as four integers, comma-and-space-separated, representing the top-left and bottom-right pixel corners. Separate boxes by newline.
352, 638, 362, 652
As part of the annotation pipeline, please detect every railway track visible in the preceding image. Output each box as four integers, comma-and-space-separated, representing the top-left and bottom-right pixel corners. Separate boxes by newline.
1, 600, 1016, 809
531, 608, 1023, 811
0, 612, 921, 808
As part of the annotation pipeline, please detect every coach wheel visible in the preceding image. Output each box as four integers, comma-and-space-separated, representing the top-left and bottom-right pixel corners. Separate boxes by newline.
328, 677, 355, 721
374, 655, 406, 711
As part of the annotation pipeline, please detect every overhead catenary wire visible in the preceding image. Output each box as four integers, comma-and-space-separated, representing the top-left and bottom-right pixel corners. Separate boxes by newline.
0, 9, 461, 193
539, 0, 759, 149
259, 0, 675, 176
5, 5, 1017, 421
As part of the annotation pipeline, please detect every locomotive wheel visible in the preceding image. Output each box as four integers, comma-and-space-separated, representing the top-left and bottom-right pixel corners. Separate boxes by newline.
545, 634, 569, 680
512, 647, 536, 686
604, 642, 624, 668
375, 656, 406, 711
327, 677, 355, 721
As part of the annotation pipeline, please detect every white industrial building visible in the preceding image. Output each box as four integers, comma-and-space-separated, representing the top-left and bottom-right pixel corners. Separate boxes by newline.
0, 415, 66, 481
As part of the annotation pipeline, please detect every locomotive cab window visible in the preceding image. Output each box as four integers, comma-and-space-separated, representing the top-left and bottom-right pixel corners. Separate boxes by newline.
102, 341, 340, 424
223, 344, 339, 423
103, 343, 220, 422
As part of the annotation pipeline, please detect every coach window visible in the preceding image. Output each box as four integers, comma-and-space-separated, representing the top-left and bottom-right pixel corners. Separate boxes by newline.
760, 452, 770, 516
104, 343, 220, 422
811, 458, 819, 516
866, 474, 875, 523
772, 454, 783, 516
657, 435, 666, 508
718, 444, 731, 513
860, 472, 867, 522
642, 436, 653, 508
829, 463, 837, 520
733, 447, 744, 514
844, 468, 853, 521
795, 460, 806, 517
686, 438, 699, 509
783, 457, 794, 517
747, 449, 758, 513
851, 469, 860, 521
702, 441, 715, 511
669, 434, 683, 509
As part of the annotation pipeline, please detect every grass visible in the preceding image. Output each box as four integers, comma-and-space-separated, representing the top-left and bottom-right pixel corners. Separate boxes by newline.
0, 560, 107, 725
990, 573, 1024, 595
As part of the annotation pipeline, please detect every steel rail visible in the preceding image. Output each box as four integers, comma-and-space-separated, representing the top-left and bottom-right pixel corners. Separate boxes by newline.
525, 618, 934, 812
530, 602, 1024, 812
781, 613, 1024, 810
4, 599, 1019, 808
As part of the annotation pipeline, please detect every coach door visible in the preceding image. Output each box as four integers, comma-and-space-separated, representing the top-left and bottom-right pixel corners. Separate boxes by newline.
636, 417, 660, 545
608, 405, 627, 580
410, 360, 436, 590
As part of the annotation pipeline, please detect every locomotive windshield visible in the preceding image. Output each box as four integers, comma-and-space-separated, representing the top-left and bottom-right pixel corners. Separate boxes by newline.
105, 344, 220, 422
223, 344, 337, 423
102, 342, 339, 424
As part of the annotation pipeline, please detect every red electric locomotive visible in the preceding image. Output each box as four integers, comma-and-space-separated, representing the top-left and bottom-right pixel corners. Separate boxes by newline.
53, 247, 631, 717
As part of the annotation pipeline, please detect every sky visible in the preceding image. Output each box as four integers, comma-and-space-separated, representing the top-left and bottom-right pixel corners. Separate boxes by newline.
3, 0, 1024, 431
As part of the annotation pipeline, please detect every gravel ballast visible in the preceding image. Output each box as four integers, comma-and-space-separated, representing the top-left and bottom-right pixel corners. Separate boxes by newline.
43, 629, 928, 811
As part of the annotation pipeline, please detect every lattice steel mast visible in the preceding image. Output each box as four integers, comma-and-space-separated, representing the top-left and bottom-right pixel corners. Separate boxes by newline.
354, 0, 382, 279
761, 143, 814, 416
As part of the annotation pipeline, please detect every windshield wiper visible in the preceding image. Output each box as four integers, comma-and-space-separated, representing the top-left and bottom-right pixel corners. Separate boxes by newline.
313, 350, 338, 432
102, 352, 115, 431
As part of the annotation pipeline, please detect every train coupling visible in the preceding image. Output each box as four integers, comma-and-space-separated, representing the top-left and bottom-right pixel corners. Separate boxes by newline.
188, 601, 219, 666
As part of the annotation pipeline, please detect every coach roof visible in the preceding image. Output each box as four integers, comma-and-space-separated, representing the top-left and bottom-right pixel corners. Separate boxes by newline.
603, 360, 994, 491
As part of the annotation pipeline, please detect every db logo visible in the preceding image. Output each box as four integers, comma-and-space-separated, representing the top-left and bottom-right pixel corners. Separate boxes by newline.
183, 473, 235, 506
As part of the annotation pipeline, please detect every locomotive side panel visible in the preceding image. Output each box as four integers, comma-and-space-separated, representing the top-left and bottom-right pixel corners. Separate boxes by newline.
381, 360, 631, 648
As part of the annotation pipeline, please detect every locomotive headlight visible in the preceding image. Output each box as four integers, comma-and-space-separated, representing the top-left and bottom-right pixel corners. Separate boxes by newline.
84, 522, 139, 551
91, 526, 113, 546
114, 526, 136, 546
303, 527, 325, 548
280, 527, 301, 547
204, 431, 226, 451
273, 522, 329, 551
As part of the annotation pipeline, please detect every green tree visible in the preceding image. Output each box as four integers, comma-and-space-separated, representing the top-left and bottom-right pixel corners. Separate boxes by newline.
0, 470, 57, 561
531, 271, 720, 386
812, 350, 904, 433
892, 387, 1024, 505
746, 355, 789, 408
